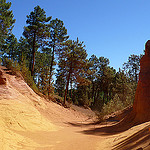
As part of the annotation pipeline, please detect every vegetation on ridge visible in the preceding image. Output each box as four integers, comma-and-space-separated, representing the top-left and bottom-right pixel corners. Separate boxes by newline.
0, 0, 142, 115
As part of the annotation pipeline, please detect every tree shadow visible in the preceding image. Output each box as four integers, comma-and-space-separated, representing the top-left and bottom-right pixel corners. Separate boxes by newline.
68, 119, 150, 149
80, 111, 139, 136
67, 112, 122, 128
67, 119, 123, 136
80, 123, 125, 136
67, 120, 107, 127
74, 117, 150, 149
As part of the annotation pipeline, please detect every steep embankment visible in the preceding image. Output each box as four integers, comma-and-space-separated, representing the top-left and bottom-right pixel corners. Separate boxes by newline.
0, 65, 97, 149
0, 66, 58, 149
0, 65, 150, 150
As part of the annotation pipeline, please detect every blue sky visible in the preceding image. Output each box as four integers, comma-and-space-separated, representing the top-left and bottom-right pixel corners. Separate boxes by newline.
7, 0, 150, 70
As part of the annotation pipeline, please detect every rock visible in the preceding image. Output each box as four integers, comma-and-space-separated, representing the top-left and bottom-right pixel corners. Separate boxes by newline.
108, 41, 150, 132
133, 40, 150, 123
0, 70, 6, 85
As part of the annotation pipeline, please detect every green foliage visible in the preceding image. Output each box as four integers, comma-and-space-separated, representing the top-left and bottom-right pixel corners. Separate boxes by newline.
48, 18, 69, 87
23, 5, 51, 75
71, 54, 136, 112
3, 58, 20, 75
3, 58, 38, 93
56, 38, 91, 104
55, 67, 66, 97
123, 54, 142, 83
2, 34, 18, 60
112, 69, 135, 103
0, 2, 140, 110
98, 93, 133, 120
20, 60, 39, 93
50, 18, 69, 44
87, 55, 116, 109
48, 93, 63, 104
76, 85, 91, 107
101, 94, 124, 116
35, 50, 53, 95
17, 37, 31, 66
0, 0, 15, 49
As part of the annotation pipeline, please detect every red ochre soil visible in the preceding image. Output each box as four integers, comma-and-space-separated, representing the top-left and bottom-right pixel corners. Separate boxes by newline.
133, 40, 150, 123
0, 45, 150, 150
106, 41, 150, 132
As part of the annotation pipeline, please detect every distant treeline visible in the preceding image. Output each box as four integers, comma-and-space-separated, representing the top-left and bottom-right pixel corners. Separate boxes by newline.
0, 1, 142, 111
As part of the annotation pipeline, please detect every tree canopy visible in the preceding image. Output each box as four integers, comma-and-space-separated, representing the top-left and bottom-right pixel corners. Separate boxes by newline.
0, 3, 142, 112
0, 0, 15, 55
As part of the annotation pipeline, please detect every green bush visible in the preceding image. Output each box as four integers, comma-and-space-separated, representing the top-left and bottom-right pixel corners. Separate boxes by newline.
20, 61, 39, 93
96, 93, 134, 121
3, 58, 20, 75
101, 94, 124, 116
78, 94, 90, 107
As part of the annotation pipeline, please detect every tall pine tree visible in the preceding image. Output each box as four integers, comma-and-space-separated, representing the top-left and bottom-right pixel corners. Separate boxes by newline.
23, 5, 51, 76
58, 38, 90, 104
0, 0, 15, 56
48, 18, 69, 84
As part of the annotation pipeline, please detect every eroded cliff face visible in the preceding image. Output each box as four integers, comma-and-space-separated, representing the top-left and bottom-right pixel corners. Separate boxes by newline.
0, 70, 6, 85
104, 41, 150, 132
133, 40, 150, 123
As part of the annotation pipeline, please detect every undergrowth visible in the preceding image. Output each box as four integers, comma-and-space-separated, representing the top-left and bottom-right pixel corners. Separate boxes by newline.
2, 58, 39, 93
97, 94, 133, 121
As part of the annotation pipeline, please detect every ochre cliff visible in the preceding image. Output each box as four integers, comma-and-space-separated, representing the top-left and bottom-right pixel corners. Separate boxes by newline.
133, 40, 150, 123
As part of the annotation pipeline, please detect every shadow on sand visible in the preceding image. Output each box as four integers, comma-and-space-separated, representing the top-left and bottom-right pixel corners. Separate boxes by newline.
67, 120, 103, 127
68, 118, 150, 150
68, 112, 136, 136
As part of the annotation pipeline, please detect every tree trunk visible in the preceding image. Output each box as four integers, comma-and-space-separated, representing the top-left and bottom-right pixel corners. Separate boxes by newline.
49, 44, 55, 79
64, 70, 71, 105
31, 32, 36, 76
64, 62, 72, 105
48, 44, 55, 96
92, 81, 95, 100
70, 77, 73, 100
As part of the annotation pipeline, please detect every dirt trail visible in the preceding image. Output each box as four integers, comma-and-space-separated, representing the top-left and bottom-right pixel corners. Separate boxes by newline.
15, 125, 100, 150
0, 65, 150, 150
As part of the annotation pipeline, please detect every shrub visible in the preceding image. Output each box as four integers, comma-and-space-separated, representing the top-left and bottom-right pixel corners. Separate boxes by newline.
3, 58, 20, 75
101, 94, 124, 116
97, 94, 129, 121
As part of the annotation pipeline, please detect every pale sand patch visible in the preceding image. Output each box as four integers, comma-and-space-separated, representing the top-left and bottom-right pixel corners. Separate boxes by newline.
0, 100, 58, 150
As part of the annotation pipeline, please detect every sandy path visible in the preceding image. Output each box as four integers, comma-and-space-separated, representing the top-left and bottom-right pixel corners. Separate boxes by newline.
15, 125, 101, 150
12, 119, 150, 150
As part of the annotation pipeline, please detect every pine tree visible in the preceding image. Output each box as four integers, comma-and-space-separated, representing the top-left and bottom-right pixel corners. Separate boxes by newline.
3, 34, 18, 60
55, 64, 66, 97
48, 18, 69, 84
112, 69, 127, 103
23, 5, 51, 76
123, 54, 141, 83
18, 36, 31, 66
0, 0, 15, 51
88, 55, 99, 101
34, 50, 52, 94
101, 66, 115, 103
58, 38, 91, 105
